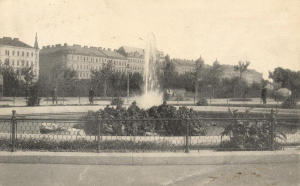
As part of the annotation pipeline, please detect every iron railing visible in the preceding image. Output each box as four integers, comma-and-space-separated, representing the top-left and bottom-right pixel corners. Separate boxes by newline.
0, 110, 299, 152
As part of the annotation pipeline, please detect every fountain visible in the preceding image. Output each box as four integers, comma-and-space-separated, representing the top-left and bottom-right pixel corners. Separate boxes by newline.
135, 33, 163, 108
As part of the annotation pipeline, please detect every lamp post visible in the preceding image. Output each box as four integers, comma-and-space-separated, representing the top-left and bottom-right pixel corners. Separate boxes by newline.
208, 84, 212, 104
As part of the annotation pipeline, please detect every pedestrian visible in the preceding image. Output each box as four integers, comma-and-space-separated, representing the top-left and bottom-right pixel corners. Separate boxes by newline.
261, 86, 267, 104
52, 87, 58, 104
89, 88, 95, 104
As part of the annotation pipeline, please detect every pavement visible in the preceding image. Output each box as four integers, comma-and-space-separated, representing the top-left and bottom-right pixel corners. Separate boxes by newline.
0, 150, 299, 186
0, 149, 299, 165
0, 162, 299, 186
0, 149, 299, 186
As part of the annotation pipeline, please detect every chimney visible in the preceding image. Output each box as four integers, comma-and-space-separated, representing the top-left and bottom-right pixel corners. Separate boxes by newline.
108, 48, 111, 51
13, 38, 19, 41
64, 43, 67, 46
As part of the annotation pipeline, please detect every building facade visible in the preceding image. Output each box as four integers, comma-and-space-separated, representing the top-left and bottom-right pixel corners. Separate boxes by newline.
0, 36, 39, 79
172, 58, 195, 74
40, 44, 129, 80
117, 46, 145, 73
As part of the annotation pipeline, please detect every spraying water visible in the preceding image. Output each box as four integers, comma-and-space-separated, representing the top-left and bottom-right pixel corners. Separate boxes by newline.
135, 33, 163, 108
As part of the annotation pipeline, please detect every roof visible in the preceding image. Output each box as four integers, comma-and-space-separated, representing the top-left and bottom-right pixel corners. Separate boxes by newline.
120, 46, 144, 54
41, 44, 127, 60
100, 49, 127, 60
0, 37, 33, 48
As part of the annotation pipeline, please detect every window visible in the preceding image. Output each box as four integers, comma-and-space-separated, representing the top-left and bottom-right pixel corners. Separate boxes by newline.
22, 52, 24, 56
12, 60, 14, 66
26, 61, 29, 67
17, 51, 19, 56
27, 52, 29, 57
31, 52, 33, 57
17, 60, 19, 66
22, 60, 24, 66
12, 51, 15, 56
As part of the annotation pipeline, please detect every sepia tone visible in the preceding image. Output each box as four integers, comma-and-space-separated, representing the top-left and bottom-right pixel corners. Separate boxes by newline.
0, 0, 299, 185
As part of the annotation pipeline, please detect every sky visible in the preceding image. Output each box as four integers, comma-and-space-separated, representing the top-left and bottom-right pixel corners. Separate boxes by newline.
1, 0, 300, 79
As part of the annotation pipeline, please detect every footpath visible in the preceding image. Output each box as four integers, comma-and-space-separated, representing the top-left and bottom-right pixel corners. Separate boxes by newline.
0, 148, 299, 165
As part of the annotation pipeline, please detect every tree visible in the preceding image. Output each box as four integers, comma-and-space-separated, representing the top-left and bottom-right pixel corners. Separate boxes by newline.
194, 57, 205, 100
91, 62, 114, 97
160, 55, 177, 90
0, 66, 20, 96
21, 67, 35, 99
269, 67, 300, 106
234, 61, 250, 97
234, 61, 250, 80
129, 72, 143, 95
59, 69, 77, 97
205, 59, 223, 97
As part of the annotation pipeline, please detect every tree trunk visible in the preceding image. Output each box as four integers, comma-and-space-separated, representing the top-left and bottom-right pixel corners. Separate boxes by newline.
103, 79, 107, 97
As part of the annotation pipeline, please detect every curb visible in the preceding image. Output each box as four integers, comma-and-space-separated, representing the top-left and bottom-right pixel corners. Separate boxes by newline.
0, 150, 299, 165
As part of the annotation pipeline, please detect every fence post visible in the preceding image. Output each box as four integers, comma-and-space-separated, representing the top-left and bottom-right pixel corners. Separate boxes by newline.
270, 109, 276, 151
11, 110, 16, 152
97, 112, 101, 153
185, 119, 190, 153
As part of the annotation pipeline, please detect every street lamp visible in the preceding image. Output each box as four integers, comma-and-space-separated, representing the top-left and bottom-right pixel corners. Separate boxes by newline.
208, 84, 212, 104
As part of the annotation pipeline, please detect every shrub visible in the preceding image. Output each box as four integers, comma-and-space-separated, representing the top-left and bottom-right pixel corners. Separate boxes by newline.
111, 97, 124, 107
0, 138, 180, 152
196, 98, 208, 106
281, 96, 297, 109
219, 109, 286, 151
26, 84, 40, 106
82, 103, 207, 136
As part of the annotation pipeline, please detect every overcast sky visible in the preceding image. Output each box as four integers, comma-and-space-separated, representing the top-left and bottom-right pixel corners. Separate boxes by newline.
1, 0, 300, 78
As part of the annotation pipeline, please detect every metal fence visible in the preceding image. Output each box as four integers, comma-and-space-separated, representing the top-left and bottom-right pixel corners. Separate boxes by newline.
0, 110, 299, 152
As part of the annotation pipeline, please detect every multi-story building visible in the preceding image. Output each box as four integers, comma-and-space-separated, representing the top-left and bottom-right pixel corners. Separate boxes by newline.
0, 35, 39, 79
40, 44, 128, 80
117, 46, 145, 73
171, 58, 195, 74
117, 46, 165, 74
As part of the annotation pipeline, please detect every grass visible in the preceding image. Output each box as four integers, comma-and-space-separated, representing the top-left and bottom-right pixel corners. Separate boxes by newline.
0, 138, 182, 152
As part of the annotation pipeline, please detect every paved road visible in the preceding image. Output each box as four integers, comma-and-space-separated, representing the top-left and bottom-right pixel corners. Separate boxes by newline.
0, 104, 299, 117
0, 97, 283, 107
0, 163, 298, 186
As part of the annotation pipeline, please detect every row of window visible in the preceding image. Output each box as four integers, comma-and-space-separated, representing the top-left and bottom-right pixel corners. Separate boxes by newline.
128, 58, 144, 63
70, 55, 127, 66
4, 50, 36, 58
72, 63, 143, 71
2, 58, 37, 68
78, 67, 135, 79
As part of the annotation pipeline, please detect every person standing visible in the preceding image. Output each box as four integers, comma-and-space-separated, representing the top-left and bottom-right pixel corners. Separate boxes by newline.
89, 88, 95, 104
261, 86, 267, 104
52, 87, 58, 104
